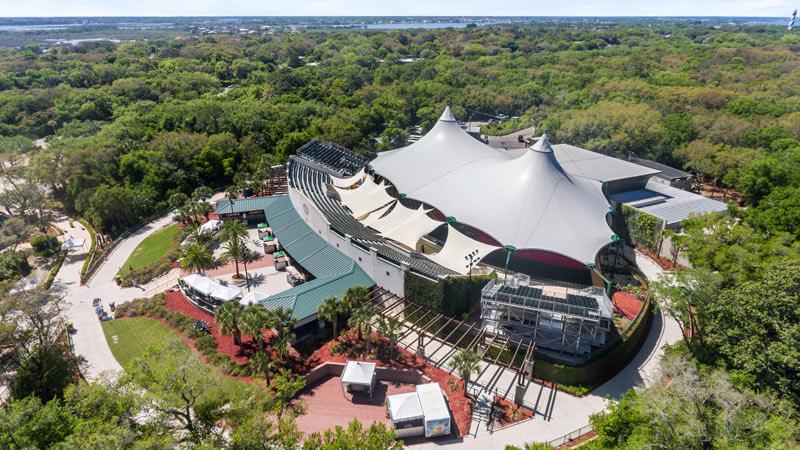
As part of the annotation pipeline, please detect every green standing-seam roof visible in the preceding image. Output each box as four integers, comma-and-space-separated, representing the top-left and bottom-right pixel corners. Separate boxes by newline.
215, 195, 374, 320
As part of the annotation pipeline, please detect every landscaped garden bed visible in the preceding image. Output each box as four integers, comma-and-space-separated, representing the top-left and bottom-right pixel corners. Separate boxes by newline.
490, 395, 534, 429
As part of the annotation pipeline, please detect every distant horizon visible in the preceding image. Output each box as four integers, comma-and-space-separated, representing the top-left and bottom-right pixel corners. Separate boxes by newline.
0, 15, 792, 18
0, 0, 796, 19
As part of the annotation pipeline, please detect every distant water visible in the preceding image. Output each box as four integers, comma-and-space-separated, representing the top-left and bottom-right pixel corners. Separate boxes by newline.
44, 37, 122, 45
365, 22, 500, 29
0, 24, 83, 31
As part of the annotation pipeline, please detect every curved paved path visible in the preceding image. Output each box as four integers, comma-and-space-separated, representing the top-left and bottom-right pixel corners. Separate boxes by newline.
57, 214, 175, 381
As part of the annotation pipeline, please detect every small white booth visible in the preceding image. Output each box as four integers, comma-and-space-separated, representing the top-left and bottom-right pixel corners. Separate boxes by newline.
386, 383, 451, 438
387, 391, 425, 438
340, 360, 376, 399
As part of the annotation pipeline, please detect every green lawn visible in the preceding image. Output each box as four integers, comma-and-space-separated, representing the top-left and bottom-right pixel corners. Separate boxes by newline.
102, 317, 252, 399
117, 224, 179, 276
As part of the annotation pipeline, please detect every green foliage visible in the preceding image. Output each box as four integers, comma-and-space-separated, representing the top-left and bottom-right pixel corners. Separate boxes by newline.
77, 218, 96, 277
620, 205, 662, 252
0, 249, 32, 281
29, 234, 59, 256
404, 271, 496, 317
303, 419, 401, 450
11, 343, 80, 402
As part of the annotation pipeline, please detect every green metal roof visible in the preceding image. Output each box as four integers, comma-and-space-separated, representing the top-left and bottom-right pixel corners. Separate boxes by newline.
214, 196, 283, 216
229, 195, 375, 320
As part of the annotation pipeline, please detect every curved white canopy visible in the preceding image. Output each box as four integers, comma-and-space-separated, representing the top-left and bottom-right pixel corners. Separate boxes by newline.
369, 107, 613, 264
331, 167, 365, 188
360, 201, 396, 228
427, 225, 501, 275
372, 203, 443, 250
334, 177, 395, 218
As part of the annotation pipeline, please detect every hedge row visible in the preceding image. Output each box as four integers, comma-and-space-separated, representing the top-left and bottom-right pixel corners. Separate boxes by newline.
116, 293, 250, 377
404, 271, 497, 317
44, 250, 67, 289
77, 218, 97, 279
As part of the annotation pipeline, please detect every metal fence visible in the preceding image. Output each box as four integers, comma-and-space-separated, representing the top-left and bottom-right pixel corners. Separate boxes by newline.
547, 424, 594, 447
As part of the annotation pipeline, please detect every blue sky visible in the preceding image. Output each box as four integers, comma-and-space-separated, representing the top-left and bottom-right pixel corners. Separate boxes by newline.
3, 0, 796, 18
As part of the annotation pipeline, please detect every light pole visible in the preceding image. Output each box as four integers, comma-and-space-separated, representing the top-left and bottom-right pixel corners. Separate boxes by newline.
503, 245, 518, 284
464, 249, 479, 278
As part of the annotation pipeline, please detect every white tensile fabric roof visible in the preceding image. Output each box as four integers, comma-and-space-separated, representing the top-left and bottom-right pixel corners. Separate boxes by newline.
331, 167, 366, 188
427, 225, 501, 275
369, 107, 613, 264
341, 360, 376, 387
416, 383, 450, 422
387, 391, 424, 423
367, 203, 443, 249
360, 201, 395, 228
334, 178, 395, 217
210, 284, 242, 302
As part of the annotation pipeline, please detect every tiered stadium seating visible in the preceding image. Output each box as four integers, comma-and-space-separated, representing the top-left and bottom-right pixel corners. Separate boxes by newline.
288, 157, 454, 279
295, 139, 368, 176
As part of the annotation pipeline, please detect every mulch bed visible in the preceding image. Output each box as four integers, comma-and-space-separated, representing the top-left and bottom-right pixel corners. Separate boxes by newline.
164, 290, 280, 366
306, 330, 473, 437
611, 291, 643, 320
492, 395, 533, 426
557, 430, 597, 449
637, 247, 682, 271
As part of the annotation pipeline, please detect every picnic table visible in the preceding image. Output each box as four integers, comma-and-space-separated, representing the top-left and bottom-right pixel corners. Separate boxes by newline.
272, 251, 285, 258
257, 223, 268, 229
262, 235, 274, 242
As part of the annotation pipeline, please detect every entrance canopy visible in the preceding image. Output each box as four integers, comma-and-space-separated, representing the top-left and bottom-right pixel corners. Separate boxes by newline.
387, 391, 424, 423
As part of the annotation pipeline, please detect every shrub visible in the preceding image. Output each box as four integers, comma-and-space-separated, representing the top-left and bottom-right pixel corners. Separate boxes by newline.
30, 234, 60, 256
78, 218, 97, 278
43, 251, 65, 289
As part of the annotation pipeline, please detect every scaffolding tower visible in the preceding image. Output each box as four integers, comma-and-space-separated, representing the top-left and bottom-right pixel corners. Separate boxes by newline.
480, 277, 613, 355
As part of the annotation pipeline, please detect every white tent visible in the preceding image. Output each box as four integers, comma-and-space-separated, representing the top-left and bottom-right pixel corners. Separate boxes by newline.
199, 219, 220, 234
181, 274, 241, 302
182, 273, 216, 295
60, 236, 85, 250
333, 176, 381, 205
360, 201, 396, 228
416, 383, 451, 438
369, 106, 614, 265
341, 360, 376, 398
427, 225, 500, 275
331, 168, 366, 188
210, 284, 242, 302
345, 182, 395, 218
240, 291, 269, 306
387, 391, 424, 423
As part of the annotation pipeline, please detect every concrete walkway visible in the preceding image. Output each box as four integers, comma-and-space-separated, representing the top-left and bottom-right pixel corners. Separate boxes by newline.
404, 252, 681, 449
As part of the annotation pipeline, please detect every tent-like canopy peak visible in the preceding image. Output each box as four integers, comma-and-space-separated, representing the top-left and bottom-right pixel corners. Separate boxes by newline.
368, 106, 614, 265
439, 105, 457, 122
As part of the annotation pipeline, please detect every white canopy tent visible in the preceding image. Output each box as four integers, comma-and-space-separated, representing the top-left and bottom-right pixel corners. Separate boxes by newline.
61, 236, 85, 250
416, 383, 451, 438
369, 107, 614, 265
341, 360, 377, 399
387, 391, 424, 423
210, 284, 243, 302
240, 291, 269, 306
427, 225, 500, 275
181, 274, 242, 302
331, 167, 366, 188
199, 219, 220, 234
359, 201, 396, 228
333, 176, 381, 205
342, 182, 395, 218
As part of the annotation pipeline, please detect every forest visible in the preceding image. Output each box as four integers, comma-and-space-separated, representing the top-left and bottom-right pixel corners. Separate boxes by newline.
0, 20, 799, 448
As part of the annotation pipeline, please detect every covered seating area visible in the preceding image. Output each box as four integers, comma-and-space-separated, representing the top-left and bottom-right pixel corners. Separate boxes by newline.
386, 383, 452, 438
179, 273, 242, 312
340, 360, 376, 399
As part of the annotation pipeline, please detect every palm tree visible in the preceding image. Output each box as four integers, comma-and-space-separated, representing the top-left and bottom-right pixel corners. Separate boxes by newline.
185, 222, 214, 247
180, 242, 214, 274
268, 307, 296, 361
215, 301, 244, 346
348, 303, 378, 354
249, 351, 278, 387
378, 316, 402, 360
451, 349, 481, 396
241, 304, 268, 351
342, 285, 370, 312
220, 219, 248, 245
193, 200, 213, 221
317, 296, 341, 341
219, 238, 245, 278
